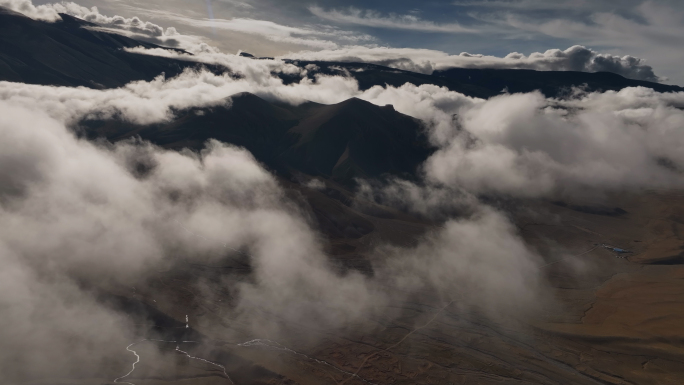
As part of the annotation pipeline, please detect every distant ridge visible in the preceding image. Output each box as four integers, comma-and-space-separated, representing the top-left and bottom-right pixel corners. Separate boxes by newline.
283, 60, 684, 98
80, 92, 433, 183
0, 7, 682, 98
0, 6, 215, 88
433, 67, 684, 97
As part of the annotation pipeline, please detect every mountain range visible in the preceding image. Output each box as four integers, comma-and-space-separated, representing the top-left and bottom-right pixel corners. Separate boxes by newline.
2, 6, 682, 98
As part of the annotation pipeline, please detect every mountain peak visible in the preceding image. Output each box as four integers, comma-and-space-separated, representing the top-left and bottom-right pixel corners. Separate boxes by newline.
56, 13, 99, 28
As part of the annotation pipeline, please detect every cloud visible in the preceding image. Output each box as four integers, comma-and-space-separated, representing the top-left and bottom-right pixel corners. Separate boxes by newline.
424, 87, 684, 198
3, 44, 684, 381
0, 53, 553, 381
6, 44, 681, 200
0, 58, 361, 125
377, 207, 544, 318
283, 44, 662, 81
181, 17, 342, 49
47, 46, 684, 200
0, 99, 380, 381
0, 60, 366, 379
124, 7, 375, 51
309, 6, 477, 33
327, 79, 684, 199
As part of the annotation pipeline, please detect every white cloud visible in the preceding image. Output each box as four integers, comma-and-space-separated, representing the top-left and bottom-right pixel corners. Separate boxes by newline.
283, 44, 662, 81
0, 62, 549, 380
5, 44, 680, 200
1, 0, 666, 82
0, 98, 382, 380
424, 87, 684, 197
1, 0, 166, 34
377, 207, 544, 318
0, 55, 362, 124
309, 6, 477, 33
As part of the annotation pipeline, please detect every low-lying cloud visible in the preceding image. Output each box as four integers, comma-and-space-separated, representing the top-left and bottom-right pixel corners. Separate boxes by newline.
424, 87, 684, 198
284, 45, 662, 81
0, 73, 544, 381
2, 46, 682, 199
0, 100, 376, 381
2, 42, 684, 382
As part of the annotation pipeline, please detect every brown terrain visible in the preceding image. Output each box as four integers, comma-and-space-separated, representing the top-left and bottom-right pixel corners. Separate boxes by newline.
24, 185, 684, 385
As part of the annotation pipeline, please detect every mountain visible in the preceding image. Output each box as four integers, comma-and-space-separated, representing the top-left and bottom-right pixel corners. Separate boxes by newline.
80, 92, 433, 182
1, 7, 682, 97
278, 60, 497, 98
284, 60, 684, 98
0, 8, 214, 88
433, 67, 684, 97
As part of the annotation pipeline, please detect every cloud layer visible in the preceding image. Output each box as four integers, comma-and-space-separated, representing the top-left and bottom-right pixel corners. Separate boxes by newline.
2, 31, 684, 382
424, 87, 684, 198
472, 0, 684, 84
0, 57, 542, 381
4, 44, 681, 200
0, 100, 378, 381
284, 45, 662, 81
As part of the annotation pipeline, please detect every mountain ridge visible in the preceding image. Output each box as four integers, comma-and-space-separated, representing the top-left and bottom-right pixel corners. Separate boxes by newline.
1, 6, 682, 98
79, 92, 433, 183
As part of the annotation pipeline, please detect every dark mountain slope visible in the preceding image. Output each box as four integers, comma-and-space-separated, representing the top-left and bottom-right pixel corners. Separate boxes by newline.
0, 8, 211, 88
80, 93, 433, 182
281, 97, 432, 179
433, 67, 684, 97
287, 60, 684, 98
83, 92, 300, 167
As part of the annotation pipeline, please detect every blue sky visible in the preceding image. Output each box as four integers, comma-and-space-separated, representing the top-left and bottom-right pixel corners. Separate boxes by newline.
31, 0, 684, 84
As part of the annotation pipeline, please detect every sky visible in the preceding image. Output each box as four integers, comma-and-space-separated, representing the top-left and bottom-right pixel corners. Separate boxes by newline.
29, 0, 684, 84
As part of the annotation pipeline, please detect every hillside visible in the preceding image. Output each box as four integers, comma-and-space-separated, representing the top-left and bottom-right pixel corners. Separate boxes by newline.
0, 8, 210, 88
1, 7, 681, 98
80, 92, 433, 183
